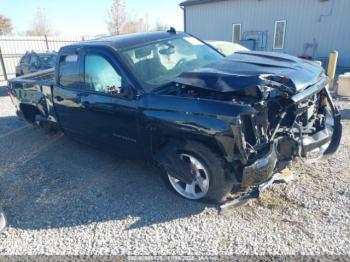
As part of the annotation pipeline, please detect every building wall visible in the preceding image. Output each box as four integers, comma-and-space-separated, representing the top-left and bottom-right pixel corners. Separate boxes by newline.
185, 0, 350, 67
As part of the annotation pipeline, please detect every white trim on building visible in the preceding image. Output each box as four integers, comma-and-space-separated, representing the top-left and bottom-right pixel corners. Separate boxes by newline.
232, 23, 242, 44
273, 20, 286, 49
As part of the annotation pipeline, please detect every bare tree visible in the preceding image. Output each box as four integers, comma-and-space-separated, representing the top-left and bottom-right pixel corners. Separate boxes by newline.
26, 8, 51, 36
123, 18, 148, 34
107, 0, 150, 35
106, 0, 128, 35
0, 15, 13, 35
153, 19, 168, 31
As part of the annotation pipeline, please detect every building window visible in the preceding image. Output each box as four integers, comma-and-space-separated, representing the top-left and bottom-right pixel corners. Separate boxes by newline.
232, 24, 241, 44
273, 20, 286, 49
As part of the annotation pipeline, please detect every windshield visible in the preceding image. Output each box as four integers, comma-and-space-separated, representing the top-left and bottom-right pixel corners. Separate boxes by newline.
39, 53, 57, 66
121, 36, 223, 92
207, 41, 250, 56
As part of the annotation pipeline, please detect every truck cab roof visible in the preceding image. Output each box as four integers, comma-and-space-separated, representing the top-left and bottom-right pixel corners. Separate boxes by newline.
61, 31, 186, 52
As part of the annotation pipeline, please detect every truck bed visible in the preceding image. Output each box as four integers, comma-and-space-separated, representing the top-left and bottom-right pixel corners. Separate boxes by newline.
8, 68, 57, 127
10, 68, 55, 85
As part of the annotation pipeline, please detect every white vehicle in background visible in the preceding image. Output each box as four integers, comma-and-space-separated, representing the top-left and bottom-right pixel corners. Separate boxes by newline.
206, 40, 250, 56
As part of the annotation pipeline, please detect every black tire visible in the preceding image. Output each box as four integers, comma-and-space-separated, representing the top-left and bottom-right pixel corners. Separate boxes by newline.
160, 140, 235, 204
36, 115, 55, 133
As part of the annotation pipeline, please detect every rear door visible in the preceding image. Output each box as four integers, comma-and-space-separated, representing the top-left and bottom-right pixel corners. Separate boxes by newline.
53, 48, 87, 138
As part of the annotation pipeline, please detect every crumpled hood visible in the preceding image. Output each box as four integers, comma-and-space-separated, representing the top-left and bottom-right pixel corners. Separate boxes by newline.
175, 51, 325, 94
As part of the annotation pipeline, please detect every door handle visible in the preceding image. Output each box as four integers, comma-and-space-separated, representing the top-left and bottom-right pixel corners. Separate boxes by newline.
55, 96, 64, 102
76, 92, 91, 104
81, 101, 92, 108
78, 92, 90, 98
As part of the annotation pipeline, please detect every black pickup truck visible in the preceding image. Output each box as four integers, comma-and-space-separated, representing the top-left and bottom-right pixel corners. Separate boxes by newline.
8, 30, 342, 207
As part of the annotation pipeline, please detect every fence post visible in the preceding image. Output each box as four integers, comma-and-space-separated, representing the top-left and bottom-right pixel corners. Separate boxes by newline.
327, 51, 338, 90
0, 47, 8, 81
44, 35, 49, 51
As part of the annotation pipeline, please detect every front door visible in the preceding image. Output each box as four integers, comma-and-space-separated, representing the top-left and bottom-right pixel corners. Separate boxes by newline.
54, 48, 142, 158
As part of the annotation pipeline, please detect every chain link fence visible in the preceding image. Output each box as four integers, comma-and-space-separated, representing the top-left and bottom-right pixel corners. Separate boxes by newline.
0, 35, 89, 82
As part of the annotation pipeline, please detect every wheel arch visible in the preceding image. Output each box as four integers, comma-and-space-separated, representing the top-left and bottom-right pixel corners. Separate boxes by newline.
19, 103, 41, 123
152, 134, 227, 163
19, 98, 48, 124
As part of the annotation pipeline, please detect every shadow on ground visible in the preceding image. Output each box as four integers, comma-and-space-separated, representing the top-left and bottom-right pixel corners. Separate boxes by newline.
340, 108, 350, 120
0, 86, 8, 97
0, 116, 27, 136
0, 124, 209, 231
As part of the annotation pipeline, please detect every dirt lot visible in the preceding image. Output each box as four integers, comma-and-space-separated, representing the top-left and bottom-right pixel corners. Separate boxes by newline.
0, 86, 349, 257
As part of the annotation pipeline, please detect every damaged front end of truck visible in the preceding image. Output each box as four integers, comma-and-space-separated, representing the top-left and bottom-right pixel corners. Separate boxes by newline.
173, 52, 342, 209
224, 76, 342, 209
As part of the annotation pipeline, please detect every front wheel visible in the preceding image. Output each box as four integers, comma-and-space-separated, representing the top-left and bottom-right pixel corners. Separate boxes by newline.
168, 153, 210, 200
163, 141, 234, 204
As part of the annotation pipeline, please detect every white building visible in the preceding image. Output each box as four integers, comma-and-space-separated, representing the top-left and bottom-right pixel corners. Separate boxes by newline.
180, 0, 350, 67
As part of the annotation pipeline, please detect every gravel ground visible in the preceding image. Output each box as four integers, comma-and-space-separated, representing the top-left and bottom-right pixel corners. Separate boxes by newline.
0, 86, 349, 257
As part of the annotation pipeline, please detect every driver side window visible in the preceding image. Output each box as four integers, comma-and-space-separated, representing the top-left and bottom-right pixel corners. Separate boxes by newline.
84, 55, 123, 95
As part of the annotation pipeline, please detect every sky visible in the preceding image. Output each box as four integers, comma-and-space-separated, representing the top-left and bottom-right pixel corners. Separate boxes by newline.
0, 0, 184, 37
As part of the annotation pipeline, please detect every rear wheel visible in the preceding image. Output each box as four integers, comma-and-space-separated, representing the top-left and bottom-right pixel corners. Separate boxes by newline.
20, 104, 57, 133
164, 141, 234, 204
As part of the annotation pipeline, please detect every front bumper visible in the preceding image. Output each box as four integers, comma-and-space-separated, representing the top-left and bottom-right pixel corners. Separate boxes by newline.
241, 142, 278, 188
221, 88, 342, 212
221, 171, 287, 212
243, 86, 341, 186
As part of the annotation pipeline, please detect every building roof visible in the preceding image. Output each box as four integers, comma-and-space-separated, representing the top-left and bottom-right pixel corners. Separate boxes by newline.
180, 0, 228, 7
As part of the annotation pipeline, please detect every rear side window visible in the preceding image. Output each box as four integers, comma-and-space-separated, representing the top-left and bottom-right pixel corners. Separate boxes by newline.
58, 54, 79, 88
21, 54, 30, 64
